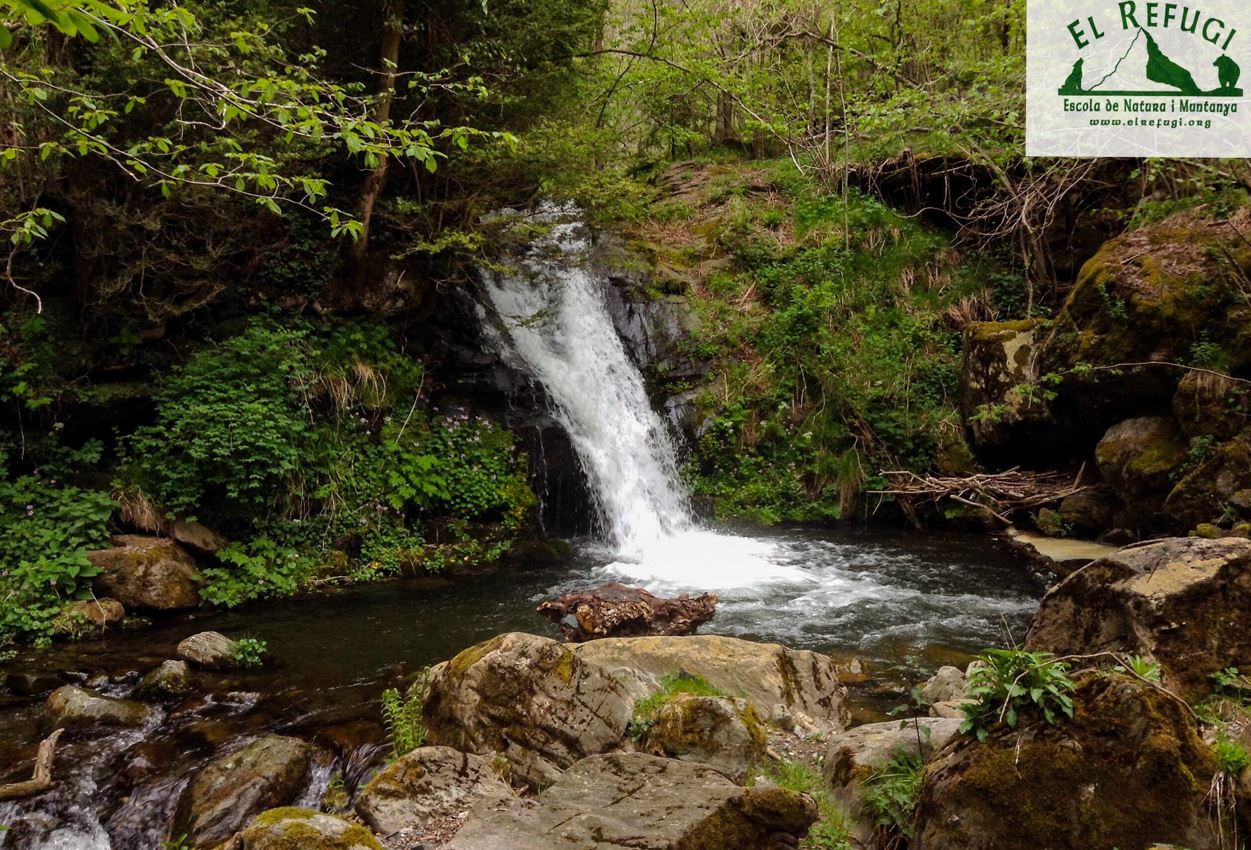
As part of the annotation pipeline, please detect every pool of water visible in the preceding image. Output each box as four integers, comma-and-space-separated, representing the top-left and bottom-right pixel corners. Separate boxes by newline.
0, 526, 1051, 849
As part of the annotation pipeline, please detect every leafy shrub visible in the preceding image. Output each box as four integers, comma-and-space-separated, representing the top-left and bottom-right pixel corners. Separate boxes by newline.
231, 636, 268, 669
381, 669, 430, 760
0, 474, 113, 645
199, 538, 313, 608
120, 322, 313, 519
861, 750, 924, 846
958, 649, 1075, 741
1114, 654, 1162, 683
1214, 738, 1251, 775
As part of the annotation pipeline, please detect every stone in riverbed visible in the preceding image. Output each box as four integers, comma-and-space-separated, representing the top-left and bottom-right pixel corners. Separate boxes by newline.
354, 746, 512, 836
446, 752, 818, 850
175, 735, 314, 849
177, 631, 241, 670
88, 534, 201, 610
134, 660, 192, 699
536, 582, 717, 642
232, 807, 382, 850
1094, 417, 1187, 526
1026, 536, 1251, 700
44, 684, 150, 731
52, 598, 125, 635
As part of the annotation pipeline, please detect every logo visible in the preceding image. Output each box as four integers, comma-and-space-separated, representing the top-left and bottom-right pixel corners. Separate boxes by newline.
1027, 0, 1250, 156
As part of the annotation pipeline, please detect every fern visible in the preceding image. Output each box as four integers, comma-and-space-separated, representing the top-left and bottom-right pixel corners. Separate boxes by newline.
381, 668, 430, 760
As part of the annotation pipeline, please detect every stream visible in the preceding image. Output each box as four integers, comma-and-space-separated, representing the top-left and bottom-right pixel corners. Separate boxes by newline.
0, 207, 1052, 848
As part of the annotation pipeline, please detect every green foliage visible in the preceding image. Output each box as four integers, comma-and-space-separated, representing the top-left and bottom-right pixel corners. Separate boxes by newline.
765, 761, 855, 850
231, 636, 268, 669
1212, 667, 1251, 699
1214, 737, 1251, 776
861, 750, 924, 843
381, 669, 429, 760
200, 538, 312, 608
628, 672, 724, 739
1114, 655, 1162, 683
686, 180, 973, 523
958, 649, 1076, 741
0, 473, 113, 645
121, 322, 312, 518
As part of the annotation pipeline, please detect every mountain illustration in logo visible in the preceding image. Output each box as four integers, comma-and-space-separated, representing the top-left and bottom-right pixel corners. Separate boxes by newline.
1059, 28, 1242, 96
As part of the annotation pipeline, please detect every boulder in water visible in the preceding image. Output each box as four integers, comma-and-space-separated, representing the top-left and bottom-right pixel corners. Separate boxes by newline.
44, 685, 150, 731
178, 631, 243, 670
175, 735, 314, 849
134, 660, 193, 699
445, 752, 818, 850
536, 582, 717, 642
573, 633, 851, 732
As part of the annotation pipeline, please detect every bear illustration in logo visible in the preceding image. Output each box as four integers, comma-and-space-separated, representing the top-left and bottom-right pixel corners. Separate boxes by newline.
1215, 54, 1241, 91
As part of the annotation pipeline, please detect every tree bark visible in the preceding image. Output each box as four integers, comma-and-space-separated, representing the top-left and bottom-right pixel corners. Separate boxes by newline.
347, 0, 406, 269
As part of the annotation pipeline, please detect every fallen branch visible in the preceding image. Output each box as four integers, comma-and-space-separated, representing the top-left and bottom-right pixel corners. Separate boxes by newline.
0, 728, 62, 801
870, 468, 1088, 524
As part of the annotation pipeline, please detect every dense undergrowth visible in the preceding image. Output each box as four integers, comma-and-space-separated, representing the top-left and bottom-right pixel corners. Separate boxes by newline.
0, 316, 534, 645
624, 159, 1023, 524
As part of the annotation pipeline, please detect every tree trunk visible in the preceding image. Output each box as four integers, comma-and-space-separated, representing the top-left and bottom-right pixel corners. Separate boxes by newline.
347, 0, 405, 269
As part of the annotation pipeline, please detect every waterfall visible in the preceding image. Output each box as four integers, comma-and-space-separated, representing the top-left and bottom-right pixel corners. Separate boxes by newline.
479, 209, 693, 559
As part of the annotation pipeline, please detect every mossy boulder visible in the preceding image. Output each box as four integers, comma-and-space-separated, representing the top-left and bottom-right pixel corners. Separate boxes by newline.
423, 633, 637, 789
354, 746, 513, 836
639, 694, 767, 782
87, 535, 202, 611
1026, 537, 1251, 701
1166, 429, 1251, 531
1042, 207, 1251, 422
1057, 486, 1120, 537
1172, 371, 1251, 442
52, 598, 125, 636
915, 675, 1220, 850
134, 660, 193, 700
233, 808, 382, 850
1094, 417, 1187, 527
959, 319, 1056, 461
174, 735, 314, 848
446, 752, 818, 850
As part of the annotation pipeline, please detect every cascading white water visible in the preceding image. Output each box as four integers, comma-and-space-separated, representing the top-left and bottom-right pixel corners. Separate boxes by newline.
480, 206, 796, 585
480, 210, 693, 556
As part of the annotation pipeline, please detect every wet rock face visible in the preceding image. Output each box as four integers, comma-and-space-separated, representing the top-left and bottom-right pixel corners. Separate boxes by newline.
914, 675, 1220, 850
423, 633, 637, 789
354, 746, 513, 837
537, 582, 718, 642
445, 752, 819, 850
639, 695, 767, 782
1094, 417, 1188, 527
1026, 537, 1251, 701
234, 807, 382, 850
44, 685, 149, 731
88, 535, 201, 610
175, 735, 314, 849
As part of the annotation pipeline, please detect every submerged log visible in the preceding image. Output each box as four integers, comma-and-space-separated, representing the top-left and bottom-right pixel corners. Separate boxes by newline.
0, 728, 62, 801
538, 583, 717, 643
